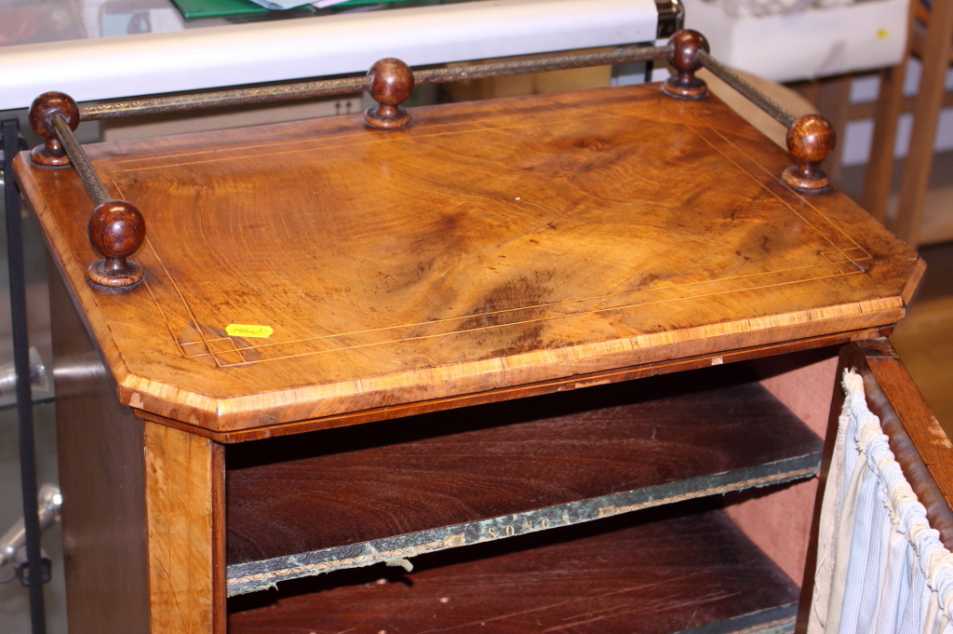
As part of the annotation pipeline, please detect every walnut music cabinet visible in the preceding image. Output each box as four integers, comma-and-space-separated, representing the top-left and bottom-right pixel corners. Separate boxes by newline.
12, 31, 952, 634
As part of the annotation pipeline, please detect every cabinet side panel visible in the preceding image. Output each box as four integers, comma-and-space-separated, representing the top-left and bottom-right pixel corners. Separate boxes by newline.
144, 421, 223, 634
850, 339, 953, 544
726, 481, 819, 584
50, 265, 150, 634
724, 355, 838, 584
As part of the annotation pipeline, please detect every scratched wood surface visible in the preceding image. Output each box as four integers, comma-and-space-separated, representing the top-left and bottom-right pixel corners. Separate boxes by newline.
15, 83, 923, 433
144, 421, 226, 634
227, 507, 800, 634
225, 364, 820, 568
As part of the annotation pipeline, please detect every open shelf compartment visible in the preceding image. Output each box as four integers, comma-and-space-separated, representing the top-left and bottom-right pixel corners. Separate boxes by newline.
225, 363, 822, 596
228, 505, 800, 634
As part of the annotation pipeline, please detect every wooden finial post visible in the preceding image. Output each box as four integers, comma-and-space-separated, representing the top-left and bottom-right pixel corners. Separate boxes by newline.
662, 30, 710, 100
782, 114, 836, 193
364, 58, 415, 129
29, 91, 80, 168
86, 200, 146, 290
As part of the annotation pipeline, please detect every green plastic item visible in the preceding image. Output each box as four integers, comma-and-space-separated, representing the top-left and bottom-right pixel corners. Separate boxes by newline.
331, 0, 430, 4
170, 0, 445, 21
170, 0, 270, 19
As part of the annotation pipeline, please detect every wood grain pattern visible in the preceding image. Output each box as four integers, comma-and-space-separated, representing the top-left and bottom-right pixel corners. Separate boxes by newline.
782, 115, 835, 192
144, 421, 225, 634
663, 30, 710, 99
48, 261, 151, 634
227, 507, 800, 634
14, 82, 922, 433
28, 91, 78, 167
364, 58, 415, 129
86, 199, 146, 289
224, 366, 821, 587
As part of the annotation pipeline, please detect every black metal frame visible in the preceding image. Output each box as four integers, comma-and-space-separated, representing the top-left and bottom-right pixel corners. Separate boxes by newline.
3, 117, 47, 634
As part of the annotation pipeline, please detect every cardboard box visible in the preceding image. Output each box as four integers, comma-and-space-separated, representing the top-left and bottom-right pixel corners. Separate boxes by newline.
684, 0, 908, 82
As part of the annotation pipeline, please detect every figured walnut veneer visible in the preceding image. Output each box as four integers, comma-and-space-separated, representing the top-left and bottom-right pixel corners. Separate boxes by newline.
15, 83, 922, 434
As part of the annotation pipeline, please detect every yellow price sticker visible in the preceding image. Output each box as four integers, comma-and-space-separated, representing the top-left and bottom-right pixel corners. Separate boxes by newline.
226, 324, 274, 339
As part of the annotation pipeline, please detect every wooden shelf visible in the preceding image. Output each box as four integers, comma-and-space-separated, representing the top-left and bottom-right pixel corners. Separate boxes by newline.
227, 507, 800, 634
225, 365, 821, 595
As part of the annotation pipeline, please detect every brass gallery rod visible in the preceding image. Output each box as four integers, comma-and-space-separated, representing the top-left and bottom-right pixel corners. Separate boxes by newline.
51, 116, 109, 205
412, 45, 671, 86
77, 45, 673, 121
696, 50, 795, 128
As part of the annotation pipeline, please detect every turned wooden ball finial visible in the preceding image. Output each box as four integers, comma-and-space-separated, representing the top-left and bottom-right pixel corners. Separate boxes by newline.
782, 114, 836, 192
86, 200, 146, 290
29, 91, 79, 168
662, 30, 710, 100
364, 58, 415, 129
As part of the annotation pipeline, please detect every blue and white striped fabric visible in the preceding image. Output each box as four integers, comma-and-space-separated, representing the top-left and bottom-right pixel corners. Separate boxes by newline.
809, 370, 953, 634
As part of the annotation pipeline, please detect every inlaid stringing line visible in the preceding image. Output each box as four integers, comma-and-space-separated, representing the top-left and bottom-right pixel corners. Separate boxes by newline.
196, 269, 869, 367
141, 277, 187, 357
103, 90, 663, 171
676, 106, 871, 259
148, 259, 859, 359
104, 113, 617, 172
145, 234, 227, 368
682, 118, 860, 259
109, 171, 227, 366
153, 255, 864, 358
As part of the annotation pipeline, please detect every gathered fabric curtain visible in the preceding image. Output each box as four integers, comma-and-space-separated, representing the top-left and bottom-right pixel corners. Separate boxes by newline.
808, 370, 953, 634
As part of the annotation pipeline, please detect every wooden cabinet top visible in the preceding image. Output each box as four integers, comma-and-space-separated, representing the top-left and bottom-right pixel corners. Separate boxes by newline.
15, 83, 923, 436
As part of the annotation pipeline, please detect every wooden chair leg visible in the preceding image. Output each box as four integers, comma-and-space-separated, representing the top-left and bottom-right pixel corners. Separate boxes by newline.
893, 0, 953, 246
861, 62, 907, 223
861, 0, 919, 224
